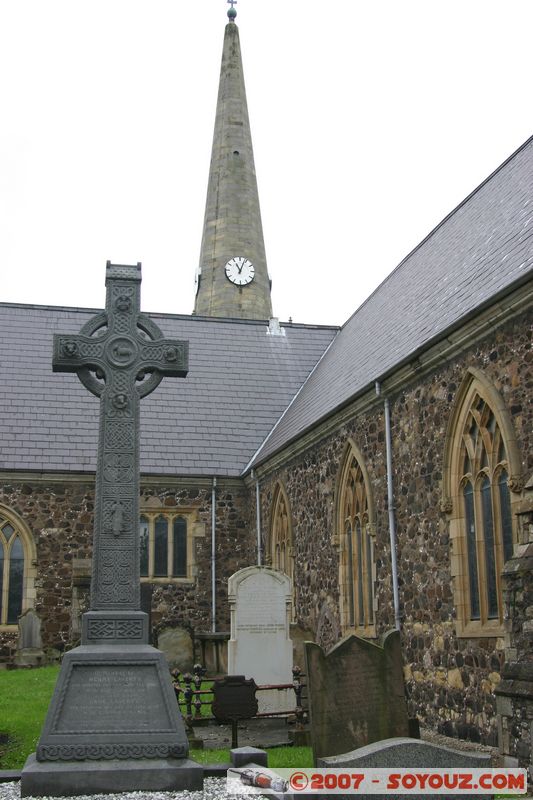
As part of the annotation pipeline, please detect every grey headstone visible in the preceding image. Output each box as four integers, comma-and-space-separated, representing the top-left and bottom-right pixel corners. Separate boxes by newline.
305, 630, 409, 762
17, 609, 42, 649
231, 746, 268, 768
158, 626, 194, 671
317, 737, 493, 800
21, 264, 198, 797
14, 609, 45, 667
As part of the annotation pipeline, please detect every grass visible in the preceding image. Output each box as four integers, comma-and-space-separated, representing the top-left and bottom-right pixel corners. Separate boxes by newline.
189, 746, 313, 768
0, 665, 60, 769
0, 666, 311, 771
0, 666, 520, 797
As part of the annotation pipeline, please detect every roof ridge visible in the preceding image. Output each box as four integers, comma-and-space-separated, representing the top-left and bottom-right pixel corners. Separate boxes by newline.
0, 302, 339, 331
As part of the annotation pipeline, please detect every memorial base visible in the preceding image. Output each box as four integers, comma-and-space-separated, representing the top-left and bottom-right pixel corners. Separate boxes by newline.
20, 754, 203, 797
20, 643, 201, 797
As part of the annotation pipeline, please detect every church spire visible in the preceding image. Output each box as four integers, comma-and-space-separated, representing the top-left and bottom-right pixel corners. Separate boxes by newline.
194, 5, 273, 320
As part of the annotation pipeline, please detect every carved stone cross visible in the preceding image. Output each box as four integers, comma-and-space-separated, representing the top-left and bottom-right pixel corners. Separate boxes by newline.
22, 264, 200, 792
53, 262, 188, 637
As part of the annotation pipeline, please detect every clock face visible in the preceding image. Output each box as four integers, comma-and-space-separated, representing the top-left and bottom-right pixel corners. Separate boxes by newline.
225, 257, 255, 286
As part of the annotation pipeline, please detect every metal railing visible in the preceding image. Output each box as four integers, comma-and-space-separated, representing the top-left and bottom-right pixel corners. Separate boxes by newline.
171, 664, 307, 735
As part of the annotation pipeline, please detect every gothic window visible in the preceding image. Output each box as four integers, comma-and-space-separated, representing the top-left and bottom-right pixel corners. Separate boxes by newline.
337, 442, 375, 635
0, 508, 36, 627
139, 512, 192, 582
444, 371, 519, 636
270, 482, 294, 589
269, 482, 296, 621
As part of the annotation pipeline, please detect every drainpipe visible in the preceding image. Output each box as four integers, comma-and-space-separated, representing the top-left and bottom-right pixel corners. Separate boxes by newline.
251, 469, 262, 565
376, 382, 401, 631
211, 477, 217, 633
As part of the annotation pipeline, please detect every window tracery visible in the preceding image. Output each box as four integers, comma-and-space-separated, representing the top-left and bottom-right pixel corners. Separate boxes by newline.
337, 443, 375, 635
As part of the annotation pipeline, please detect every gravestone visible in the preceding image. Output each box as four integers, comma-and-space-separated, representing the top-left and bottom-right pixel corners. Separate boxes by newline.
305, 630, 409, 763
317, 737, 493, 800
212, 675, 259, 748
14, 609, 45, 667
158, 626, 194, 671
21, 263, 202, 797
228, 566, 293, 713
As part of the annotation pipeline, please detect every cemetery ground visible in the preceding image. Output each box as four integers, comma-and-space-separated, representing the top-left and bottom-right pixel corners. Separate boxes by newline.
0, 665, 312, 771
0, 668, 522, 800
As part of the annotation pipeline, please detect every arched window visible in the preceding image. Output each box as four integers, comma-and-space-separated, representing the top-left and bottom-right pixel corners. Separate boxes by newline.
337, 442, 375, 635
444, 371, 519, 635
0, 507, 36, 627
139, 511, 194, 582
270, 483, 293, 583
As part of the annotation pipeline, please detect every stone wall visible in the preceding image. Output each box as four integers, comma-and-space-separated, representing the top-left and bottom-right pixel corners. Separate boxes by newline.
0, 477, 254, 666
256, 307, 532, 745
0, 479, 95, 664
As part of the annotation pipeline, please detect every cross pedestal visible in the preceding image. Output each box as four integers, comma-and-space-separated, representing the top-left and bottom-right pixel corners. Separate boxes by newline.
21, 264, 203, 797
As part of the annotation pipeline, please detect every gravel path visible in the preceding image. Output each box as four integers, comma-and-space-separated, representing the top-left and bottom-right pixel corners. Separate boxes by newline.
0, 777, 243, 800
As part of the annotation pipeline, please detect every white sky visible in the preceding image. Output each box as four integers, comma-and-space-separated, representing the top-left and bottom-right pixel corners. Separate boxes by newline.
1, 1, 532, 327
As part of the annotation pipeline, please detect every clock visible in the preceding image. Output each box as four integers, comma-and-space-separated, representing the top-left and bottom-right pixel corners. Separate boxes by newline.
225, 257, 255, 286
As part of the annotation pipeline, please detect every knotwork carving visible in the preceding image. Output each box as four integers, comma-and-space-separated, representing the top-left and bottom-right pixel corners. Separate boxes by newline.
103, 453, 134, 483
98, 550, 134, 603
87, 619, 115, 638
105, 420, 134, 450
141, 343, 184, 362
52, 262, 188, 612
36, 743, 187, 761
86, 618, 143, 640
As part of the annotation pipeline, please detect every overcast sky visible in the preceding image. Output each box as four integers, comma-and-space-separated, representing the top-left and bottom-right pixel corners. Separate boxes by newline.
1, 0, 532, 326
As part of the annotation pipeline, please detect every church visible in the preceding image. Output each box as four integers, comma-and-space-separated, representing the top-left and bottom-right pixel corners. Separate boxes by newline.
0, 5, 532, 773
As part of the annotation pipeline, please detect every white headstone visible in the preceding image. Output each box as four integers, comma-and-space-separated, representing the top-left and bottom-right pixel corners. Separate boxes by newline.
228, 566, 293, 714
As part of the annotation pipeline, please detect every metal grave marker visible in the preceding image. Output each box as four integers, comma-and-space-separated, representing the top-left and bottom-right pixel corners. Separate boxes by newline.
21, 263, 203, 797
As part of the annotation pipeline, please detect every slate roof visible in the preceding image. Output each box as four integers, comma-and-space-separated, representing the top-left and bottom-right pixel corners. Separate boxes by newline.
250, 135, 533, 468
0, 308, 337, 477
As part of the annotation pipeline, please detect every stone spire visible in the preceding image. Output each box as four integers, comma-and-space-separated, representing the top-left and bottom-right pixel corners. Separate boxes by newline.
194, 8, 273, 320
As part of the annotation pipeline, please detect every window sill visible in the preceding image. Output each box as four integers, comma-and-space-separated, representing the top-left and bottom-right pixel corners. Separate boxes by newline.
342, 625, 377, 640
140, 577, 194, 585
455, 619, 505, 639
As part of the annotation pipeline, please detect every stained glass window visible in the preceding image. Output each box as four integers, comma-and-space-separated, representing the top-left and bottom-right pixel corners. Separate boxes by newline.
270, 483, 295, 619
457, 391, 515, 627
0, 517, 27, 626
154, 516, 168, 577
138, 513, 190, 581
172, 518, 187, 578
139, 516, 149, 577
339, 449, 374, 632
271, 484, 293, 581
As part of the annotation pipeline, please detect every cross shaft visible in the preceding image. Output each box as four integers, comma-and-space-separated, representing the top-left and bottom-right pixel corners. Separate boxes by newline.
53, 263, 188, 616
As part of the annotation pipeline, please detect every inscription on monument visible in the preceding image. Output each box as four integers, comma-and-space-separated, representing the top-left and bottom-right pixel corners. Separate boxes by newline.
236, 579, 286, 634
55, 664, 172, 734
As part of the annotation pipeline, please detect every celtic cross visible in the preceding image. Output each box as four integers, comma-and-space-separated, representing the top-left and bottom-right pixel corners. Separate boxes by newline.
53, 263, 188, 639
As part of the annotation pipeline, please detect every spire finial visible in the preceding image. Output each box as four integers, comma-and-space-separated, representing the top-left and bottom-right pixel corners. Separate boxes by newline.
227, 0, 237, 21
